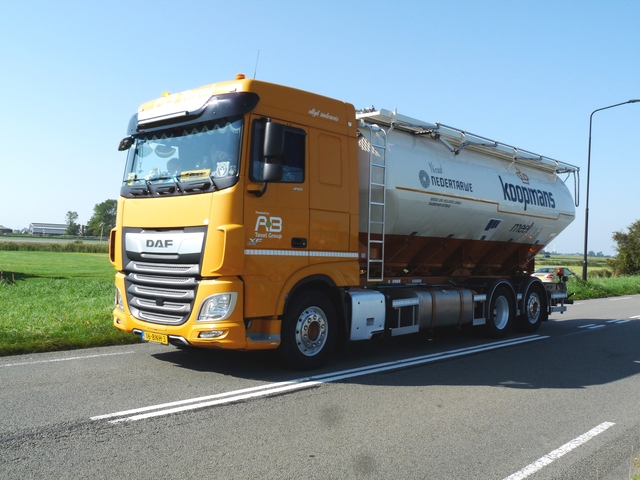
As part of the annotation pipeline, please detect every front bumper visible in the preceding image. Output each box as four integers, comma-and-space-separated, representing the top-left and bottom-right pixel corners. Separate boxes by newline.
113, 274, 250, 350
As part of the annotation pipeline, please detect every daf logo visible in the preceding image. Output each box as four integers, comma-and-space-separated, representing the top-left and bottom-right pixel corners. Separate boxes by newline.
146, 239, 174, 248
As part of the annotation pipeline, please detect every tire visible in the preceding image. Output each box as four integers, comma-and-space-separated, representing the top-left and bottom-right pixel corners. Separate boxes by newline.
515, 282, 547, 333
280, 291, 337, 370
485, 284, 515, 338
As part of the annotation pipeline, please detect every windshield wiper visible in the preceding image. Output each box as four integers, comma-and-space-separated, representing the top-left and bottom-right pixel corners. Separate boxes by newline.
126, 174, 217, 196
148, 176, 184, 195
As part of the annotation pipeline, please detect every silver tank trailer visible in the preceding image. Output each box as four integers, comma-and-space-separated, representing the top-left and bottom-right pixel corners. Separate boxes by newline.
349, 109, 578, 338
356, 108, 577, 280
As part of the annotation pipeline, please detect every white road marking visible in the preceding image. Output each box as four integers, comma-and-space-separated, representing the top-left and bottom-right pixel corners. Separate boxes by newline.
630, 314, 640, 319
0, 351, 136, 368
503, 422, 615, 480
610, 297, 633, 301
92, 335, 547, 423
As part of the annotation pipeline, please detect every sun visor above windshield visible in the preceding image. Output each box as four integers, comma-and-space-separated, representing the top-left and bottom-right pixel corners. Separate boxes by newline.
135, 88, 260, 132
138, 87, 217, 126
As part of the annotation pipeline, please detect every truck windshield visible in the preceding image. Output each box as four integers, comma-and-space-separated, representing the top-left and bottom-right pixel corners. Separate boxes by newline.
122, 117, 242, 194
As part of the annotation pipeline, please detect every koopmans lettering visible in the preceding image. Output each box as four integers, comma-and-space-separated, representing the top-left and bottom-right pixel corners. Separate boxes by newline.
498, 176, 555, 210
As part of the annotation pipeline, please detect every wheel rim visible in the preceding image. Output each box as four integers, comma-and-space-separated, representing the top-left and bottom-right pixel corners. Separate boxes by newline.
493, 295, 510, 330
525, 291, 541, 324
295, 307, 328, 357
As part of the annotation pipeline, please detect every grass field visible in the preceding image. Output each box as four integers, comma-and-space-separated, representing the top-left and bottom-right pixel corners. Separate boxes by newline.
0, 250, 137, 356
1, 250, 639, 357
535, 254, 640, 299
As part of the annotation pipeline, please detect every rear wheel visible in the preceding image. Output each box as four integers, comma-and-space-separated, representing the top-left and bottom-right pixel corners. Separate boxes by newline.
486, 284, 515, 338
280, 291, 337, 370
515, 282, 547, 333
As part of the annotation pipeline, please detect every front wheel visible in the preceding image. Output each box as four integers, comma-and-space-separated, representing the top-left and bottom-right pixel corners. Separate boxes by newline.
280, 291, 337, 370
486, 284, 515, 338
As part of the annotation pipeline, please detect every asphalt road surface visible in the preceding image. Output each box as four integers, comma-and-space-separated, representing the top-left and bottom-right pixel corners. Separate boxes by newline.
2, 296, 640, 479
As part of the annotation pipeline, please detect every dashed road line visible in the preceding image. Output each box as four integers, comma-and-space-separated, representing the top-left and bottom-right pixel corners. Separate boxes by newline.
503, 422, 615, 480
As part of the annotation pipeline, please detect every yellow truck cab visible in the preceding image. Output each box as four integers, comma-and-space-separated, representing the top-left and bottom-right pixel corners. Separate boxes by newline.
113, 75, 360, 368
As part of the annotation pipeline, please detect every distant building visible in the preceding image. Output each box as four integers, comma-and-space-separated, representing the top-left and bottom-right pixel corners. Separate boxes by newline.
0, 225, 11, 235
29, 223, 67, 235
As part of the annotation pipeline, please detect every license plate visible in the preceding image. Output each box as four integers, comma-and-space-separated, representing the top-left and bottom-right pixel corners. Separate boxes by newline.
142, 331, 168, 345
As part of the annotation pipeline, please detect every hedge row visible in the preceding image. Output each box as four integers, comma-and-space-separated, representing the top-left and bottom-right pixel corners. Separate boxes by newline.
0, 242, 109, 253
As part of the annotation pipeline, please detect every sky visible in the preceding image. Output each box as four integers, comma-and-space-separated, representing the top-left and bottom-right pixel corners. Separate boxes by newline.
1, 0, 639, 256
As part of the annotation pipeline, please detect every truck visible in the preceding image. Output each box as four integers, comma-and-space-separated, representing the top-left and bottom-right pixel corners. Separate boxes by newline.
112, 74, 579, 369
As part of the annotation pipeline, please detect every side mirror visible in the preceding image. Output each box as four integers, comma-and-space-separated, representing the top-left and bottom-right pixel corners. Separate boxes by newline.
264, 121, 284, 159
262, 162, 283, 182
248, 120, 285, 198
118, 137, 134, 151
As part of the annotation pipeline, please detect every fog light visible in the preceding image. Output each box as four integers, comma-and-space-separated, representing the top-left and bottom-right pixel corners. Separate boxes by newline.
198, 330, 225, 339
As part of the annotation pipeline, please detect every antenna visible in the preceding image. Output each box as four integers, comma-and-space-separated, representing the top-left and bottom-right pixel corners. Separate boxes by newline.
253, 50, 260, 79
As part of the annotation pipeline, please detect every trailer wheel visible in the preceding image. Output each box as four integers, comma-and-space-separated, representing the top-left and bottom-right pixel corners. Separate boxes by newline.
515, 282, 547, 333
486, 285, 515, 338
280, 291, 337, 370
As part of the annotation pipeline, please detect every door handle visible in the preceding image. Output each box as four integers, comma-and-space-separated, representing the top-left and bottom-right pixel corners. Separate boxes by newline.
291, 238, 307, 248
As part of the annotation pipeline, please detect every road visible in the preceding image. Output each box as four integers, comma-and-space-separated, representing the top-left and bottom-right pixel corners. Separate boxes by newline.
1, 296, 640, 479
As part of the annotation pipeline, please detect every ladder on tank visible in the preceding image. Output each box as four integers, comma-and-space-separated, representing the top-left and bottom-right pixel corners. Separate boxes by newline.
363, 124, 388, 282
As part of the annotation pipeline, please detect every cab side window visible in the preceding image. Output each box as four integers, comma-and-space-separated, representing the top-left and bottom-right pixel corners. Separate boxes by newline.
250, 119, 306, 183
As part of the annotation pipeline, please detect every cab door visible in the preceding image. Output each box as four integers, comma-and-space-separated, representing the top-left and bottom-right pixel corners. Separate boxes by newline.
243, 116, 309, 318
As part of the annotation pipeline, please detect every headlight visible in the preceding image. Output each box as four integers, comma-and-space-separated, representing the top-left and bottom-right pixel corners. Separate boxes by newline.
115, 287, 124, 310
197, 292, 237, 322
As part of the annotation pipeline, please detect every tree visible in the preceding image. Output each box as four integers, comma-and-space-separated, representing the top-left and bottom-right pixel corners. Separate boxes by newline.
86, 199, 117, 237
611, 219, 640, 275
65, 211, 79, 235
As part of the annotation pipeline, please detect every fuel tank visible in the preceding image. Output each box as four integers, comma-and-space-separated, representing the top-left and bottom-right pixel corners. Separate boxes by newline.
356, 109, 578, 279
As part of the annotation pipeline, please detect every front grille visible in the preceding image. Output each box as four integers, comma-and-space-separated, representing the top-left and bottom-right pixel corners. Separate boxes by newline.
122, 226, 207, 326
125, 260, 200, 325
131, 262, 200, 276
132, 284, 193, 299
135, 297, 186, 311
137, 310, 186, 325
131, 273, 194, 286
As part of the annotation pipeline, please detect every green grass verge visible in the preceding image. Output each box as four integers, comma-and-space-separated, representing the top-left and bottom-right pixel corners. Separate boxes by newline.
568, 276, 640, 300
1, 248, 640, 357
0, 250, 138, 356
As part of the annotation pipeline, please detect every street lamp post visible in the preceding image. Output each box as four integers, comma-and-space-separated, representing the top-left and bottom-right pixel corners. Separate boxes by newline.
582, 99, 640, 281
